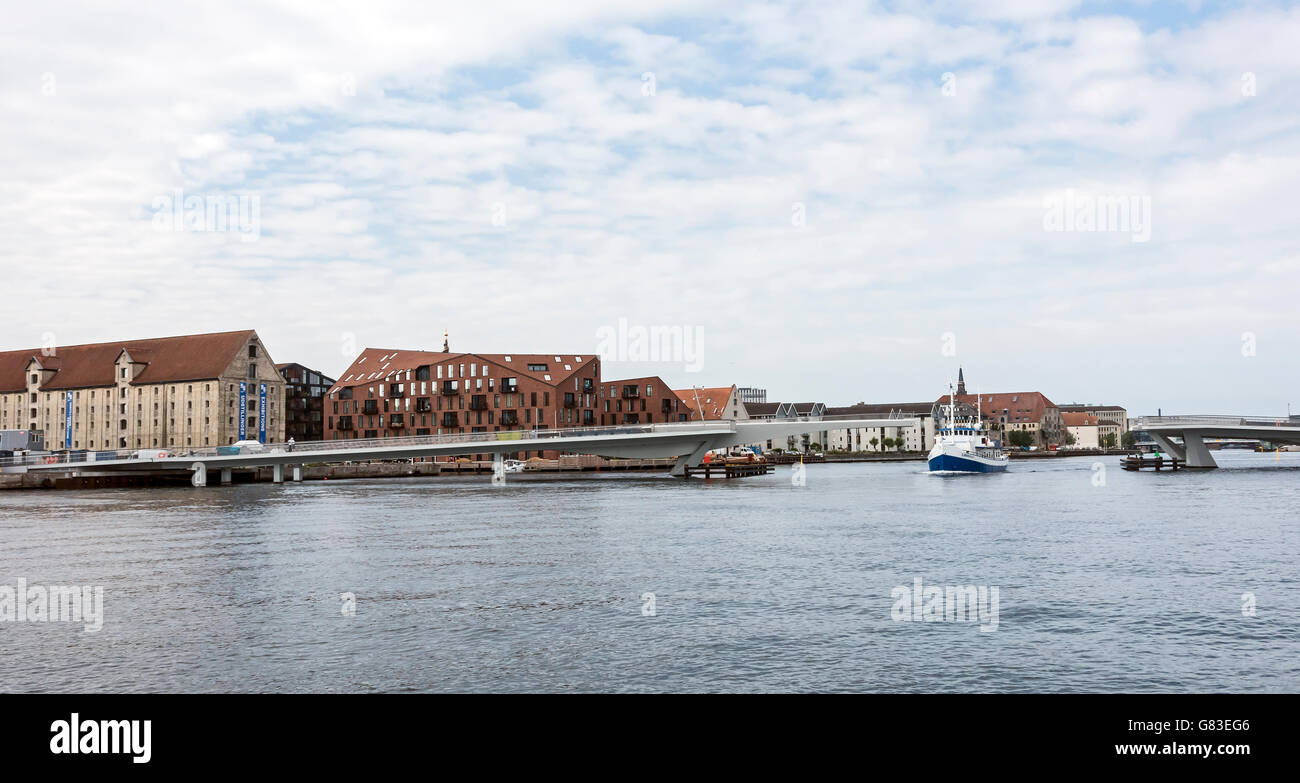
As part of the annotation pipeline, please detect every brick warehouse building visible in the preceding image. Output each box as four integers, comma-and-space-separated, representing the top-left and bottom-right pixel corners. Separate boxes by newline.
598, 376, 691, 425
324, 347, 602, 458
0, 330, 285, 451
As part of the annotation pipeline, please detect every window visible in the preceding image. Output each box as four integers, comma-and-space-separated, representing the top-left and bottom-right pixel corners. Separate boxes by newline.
527, 364, 547, 372
248, 364, 257, 378
249, 345, 257, 358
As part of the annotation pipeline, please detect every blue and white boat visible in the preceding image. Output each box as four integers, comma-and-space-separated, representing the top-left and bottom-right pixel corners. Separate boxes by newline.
928, 383, 1009, 473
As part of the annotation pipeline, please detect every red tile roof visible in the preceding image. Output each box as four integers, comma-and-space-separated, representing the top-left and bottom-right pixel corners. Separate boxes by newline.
328, 348, 597, 394
0, 330, 258, 393
1061, 412, 1099, 427
934, 391, 1059, 424
672, 386, 736, 419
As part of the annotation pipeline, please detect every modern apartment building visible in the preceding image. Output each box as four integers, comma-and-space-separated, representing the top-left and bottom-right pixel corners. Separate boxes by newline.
598, 376, 691, 425
323, 347, 601, 458
0, 330, 285, 451
278, 363, 336, 443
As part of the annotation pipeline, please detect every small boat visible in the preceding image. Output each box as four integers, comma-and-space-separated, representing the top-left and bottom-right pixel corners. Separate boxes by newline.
928, 381, 1009, 474
503, 459, 527, 473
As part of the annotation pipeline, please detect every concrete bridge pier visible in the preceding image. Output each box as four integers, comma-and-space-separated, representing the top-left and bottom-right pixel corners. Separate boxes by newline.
273, 464, 284, 484
220, 469, 232, 485
292, 465, 302, 482
670, 441, 716, 477
1149, 431, 1217, 468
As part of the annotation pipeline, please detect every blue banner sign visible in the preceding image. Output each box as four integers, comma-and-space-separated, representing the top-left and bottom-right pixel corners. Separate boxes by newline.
65, 392, 73, 448
239, 382, 247, 440
258, 383, 267, 443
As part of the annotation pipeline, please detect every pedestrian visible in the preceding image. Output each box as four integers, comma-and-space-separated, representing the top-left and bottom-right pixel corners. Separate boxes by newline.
288, 437, 295, 452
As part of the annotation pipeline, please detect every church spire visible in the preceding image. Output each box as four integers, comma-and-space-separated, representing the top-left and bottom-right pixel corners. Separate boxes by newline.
956, 366, 966, 395
443, 329, 449, 353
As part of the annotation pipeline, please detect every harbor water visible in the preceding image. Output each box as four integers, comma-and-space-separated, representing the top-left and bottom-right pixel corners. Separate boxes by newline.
1, 451, 1297, 692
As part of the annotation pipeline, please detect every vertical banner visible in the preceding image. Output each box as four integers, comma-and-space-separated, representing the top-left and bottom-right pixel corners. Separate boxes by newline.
258, 383, 267, 443
239, 382, 247, 440
65, 392, 73, 449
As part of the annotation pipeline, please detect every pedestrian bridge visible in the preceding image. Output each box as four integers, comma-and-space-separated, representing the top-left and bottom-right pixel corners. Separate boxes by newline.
10, 415, 918, 486
1134, 415, 1300, 468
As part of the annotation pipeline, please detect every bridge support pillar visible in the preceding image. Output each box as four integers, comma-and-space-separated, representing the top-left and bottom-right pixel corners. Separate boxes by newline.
273, 463, 284, 484
190, 462, 207, 488
1149, 433, 1185, 462
292, 465, 302, 482
220, 469, 232, 485
1181, 430, 1217, 468
491, 452, 505, 486
671, 441, 715, 477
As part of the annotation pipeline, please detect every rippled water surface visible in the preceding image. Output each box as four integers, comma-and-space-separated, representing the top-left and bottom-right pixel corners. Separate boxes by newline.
2, 452, 1297, 692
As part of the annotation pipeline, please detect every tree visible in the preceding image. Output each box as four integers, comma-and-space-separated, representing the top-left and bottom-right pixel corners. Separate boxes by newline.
882, 437, 894, 450
1064, 431, 1076, 446
870, 437, 879, 451
1121, 431, 1136, 449
1008, 430, 1034, 448
810, 442, 822, 452
1101, 433, 1117, 449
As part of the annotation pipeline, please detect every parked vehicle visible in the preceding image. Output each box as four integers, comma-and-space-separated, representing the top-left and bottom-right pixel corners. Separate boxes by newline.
232, 440, 266, 454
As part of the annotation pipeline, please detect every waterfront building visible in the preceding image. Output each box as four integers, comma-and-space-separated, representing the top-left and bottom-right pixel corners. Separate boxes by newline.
323, 347, 600, 458
1062, 412, 1101, 449
823, 402, 936, 452
1059, 404, 1129, 437
598, 376, 691, 425
278, 363, 336, 443
0, 330, 285, 451
673, 385, 749, 421
934, 391, 1065, 448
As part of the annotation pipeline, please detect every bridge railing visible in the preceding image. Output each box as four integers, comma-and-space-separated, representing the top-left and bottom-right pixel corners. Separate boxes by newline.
3, 419, 740, 469
1135, 415, 1298, 428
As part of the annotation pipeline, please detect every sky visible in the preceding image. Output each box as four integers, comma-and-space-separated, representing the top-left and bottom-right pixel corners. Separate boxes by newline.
2, 0, 1298, 415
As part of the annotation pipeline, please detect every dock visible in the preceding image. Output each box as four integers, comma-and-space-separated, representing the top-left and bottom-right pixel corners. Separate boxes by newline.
682, 462, 775, 479
1122, 453, 1183, 471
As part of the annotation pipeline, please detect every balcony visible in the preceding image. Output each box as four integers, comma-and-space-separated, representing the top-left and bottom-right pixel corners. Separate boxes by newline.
661, 399, 674, 413
563, 393, 577, 408
441, 412, 459, 427
582, 411, 594, 425
414, 398, 432, 413
501, 378, 518, 393
623, 413, 640, 424
389, 415, 405, 429
388, 385, 404, 398
469, 395, 488, 411
582, 378, 594, 393
621, 386, 639, 399
441, 381, 459, 395
337, 417, 354, 431
500, 411, 519, 426
362, 401, 379, 415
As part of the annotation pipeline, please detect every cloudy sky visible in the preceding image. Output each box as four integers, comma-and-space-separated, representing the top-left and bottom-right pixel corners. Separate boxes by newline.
3, 1, 1298, 414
